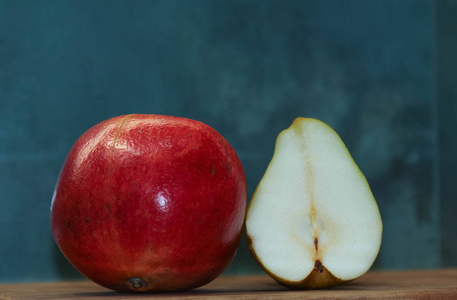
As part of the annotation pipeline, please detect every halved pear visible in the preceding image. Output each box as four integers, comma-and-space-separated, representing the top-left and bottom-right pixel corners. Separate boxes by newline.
245, 118, 382, 289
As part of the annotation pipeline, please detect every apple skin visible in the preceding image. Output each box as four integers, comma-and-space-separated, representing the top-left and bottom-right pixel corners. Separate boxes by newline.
50, 114, 247, 292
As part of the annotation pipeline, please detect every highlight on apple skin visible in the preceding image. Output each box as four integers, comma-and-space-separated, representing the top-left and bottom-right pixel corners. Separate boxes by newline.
50, 114, 247, 292
245, 117, 382, 289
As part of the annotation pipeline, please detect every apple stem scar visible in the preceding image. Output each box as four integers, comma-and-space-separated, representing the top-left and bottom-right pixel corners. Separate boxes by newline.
128, 277, 147, 289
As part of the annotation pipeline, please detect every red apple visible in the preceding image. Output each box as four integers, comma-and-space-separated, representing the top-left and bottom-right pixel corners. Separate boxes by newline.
50, 114, 247, 292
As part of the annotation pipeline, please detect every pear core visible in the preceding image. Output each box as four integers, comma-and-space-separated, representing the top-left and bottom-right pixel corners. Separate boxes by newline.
245, 118, 382, 289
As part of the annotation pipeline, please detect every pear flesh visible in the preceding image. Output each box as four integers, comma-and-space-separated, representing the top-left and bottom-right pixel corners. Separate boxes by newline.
246, 118, 382, 289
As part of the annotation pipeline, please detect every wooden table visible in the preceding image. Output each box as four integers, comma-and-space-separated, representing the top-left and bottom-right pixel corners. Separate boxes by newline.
1, 269, 457, 299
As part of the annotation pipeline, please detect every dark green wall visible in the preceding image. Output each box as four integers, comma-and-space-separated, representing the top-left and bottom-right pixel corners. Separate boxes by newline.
437, 0, 457, 268
1, 0, 455, 283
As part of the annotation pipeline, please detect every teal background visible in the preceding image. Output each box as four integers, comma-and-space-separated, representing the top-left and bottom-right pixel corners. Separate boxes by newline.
1, 0, 456, 282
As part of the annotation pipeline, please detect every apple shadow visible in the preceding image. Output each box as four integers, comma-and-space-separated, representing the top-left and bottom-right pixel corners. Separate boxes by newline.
73, 282, 363, 298
72, 289, 286, 299
70, 280, 288, 298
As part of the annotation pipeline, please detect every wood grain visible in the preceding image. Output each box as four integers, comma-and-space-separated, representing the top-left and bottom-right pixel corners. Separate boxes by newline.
1, 269, 456, 299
